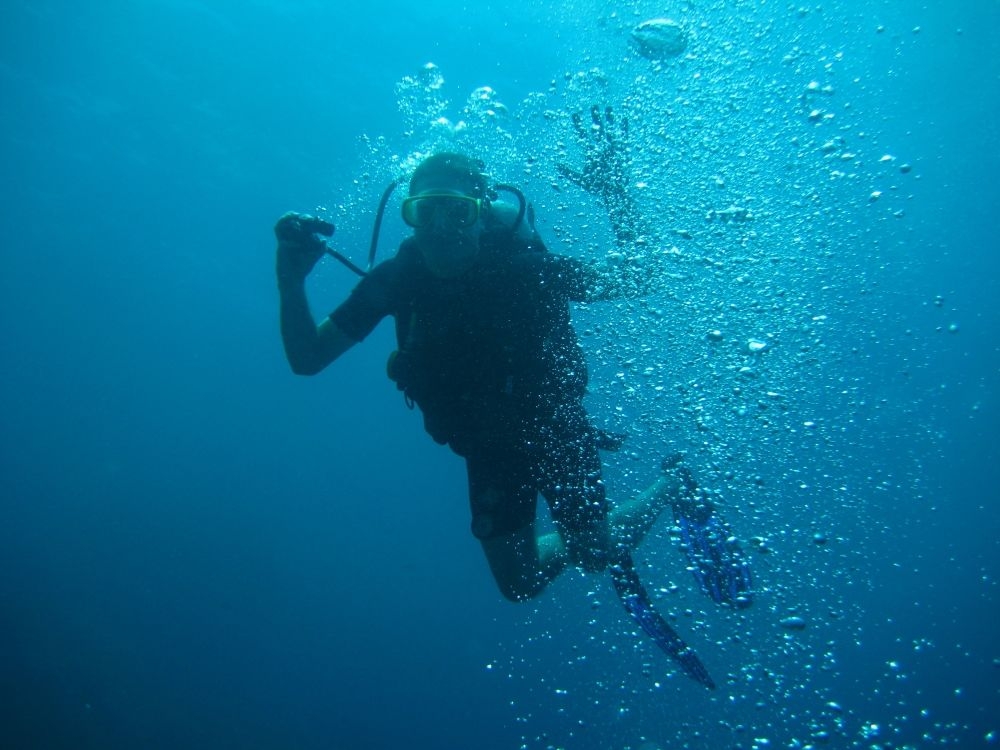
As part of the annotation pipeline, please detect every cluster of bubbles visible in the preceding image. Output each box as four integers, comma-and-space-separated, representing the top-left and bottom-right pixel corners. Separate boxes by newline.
333, 3, 974, 748
325, 62, 524, 244
384, 62, 519, 183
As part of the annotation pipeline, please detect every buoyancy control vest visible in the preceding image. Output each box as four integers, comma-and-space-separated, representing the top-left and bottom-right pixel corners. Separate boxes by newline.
385, 198, 574, 450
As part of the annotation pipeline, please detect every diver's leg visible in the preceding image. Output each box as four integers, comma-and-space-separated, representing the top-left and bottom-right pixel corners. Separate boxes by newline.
541, 429, 613, 573
468, 450, 566, 601
479, 524, 568, 602
609, 469, 686, 550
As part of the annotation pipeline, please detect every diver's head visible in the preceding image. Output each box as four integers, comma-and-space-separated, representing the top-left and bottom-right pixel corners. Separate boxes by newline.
403, 152, 489, 278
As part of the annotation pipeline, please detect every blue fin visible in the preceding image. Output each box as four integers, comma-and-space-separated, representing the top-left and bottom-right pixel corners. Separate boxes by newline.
674, 497, 753, 609
610, 553, 716, 689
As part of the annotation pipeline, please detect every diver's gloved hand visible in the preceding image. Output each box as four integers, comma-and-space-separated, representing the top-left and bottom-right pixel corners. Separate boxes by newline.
557, 105, 641, 245
274, 211, 334, 283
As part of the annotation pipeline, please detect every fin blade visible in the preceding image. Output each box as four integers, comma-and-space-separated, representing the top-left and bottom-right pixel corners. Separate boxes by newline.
611, 554, 716, 690
676, 510, 754, 609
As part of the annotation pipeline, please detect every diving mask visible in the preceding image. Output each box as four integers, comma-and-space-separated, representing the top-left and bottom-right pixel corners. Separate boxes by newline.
401, 193, 483, 229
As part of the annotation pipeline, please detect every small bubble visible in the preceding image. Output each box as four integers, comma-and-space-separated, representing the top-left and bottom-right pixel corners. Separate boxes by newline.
861, 722, 881, 739
779, 616, 807, 630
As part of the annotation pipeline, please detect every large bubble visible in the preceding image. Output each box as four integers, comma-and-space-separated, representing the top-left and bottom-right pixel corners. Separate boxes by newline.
630, 18, 689, 61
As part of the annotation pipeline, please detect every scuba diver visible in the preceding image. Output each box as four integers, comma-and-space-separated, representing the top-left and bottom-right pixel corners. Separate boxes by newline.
275, 107, 751, 689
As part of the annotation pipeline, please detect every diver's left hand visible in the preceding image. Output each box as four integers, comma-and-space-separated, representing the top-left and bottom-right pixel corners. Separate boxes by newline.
557, 105, 631, 201
558, 105, 643, 246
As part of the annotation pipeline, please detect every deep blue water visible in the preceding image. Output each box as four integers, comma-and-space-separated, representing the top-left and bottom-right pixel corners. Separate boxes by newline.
1, 1, 998, 749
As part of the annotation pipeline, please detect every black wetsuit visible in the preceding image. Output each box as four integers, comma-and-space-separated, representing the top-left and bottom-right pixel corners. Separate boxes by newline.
330, 228, 611, 549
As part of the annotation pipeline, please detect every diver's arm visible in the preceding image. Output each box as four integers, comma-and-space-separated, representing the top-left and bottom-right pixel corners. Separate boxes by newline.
552, 252, 664, 303
605, 191, 645, 249
600, 248, 675, 300
278, 278, 356, 374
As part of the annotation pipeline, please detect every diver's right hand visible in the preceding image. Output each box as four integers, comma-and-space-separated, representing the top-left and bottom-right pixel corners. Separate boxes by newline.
274, 211, 334, 283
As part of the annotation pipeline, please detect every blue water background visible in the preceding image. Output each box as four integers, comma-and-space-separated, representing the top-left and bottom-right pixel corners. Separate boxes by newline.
1, 1, 998, 748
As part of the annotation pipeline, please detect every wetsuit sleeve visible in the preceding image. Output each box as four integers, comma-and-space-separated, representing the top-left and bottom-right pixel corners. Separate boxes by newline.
521, 254, 598, 302
582, 253, 666, 301
328, 259, 398, 342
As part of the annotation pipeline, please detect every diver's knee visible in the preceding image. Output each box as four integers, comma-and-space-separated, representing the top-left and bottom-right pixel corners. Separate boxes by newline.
495, 576, 545, 603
